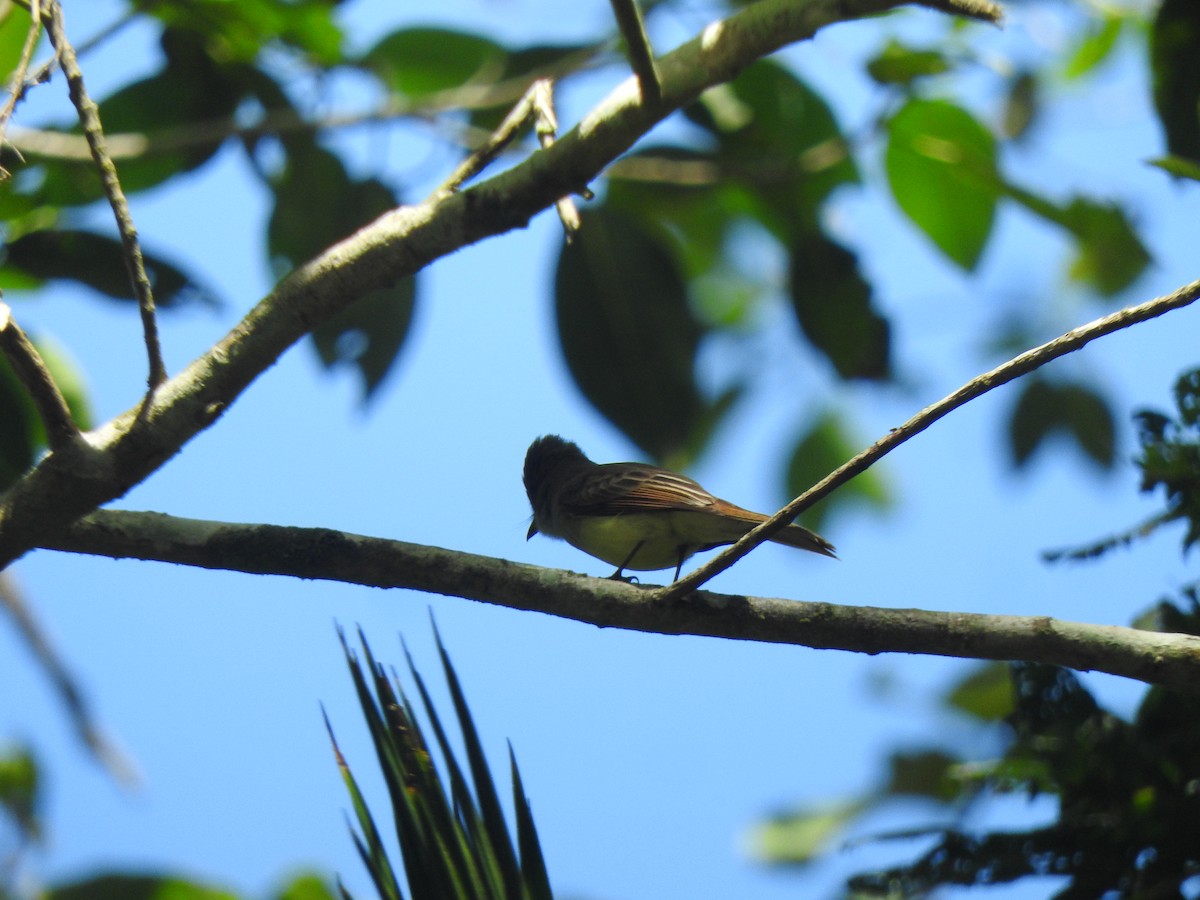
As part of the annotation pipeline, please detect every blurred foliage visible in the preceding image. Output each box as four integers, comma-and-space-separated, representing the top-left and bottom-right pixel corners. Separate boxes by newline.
754, 635, 1200, 897
37, 871, 337, 900
1042, 368, 1200, 562
330, 628, 552, 900
1136, 368, 1200, 552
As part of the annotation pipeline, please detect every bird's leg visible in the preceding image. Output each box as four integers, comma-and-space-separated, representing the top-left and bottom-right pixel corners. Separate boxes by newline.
672, 548, 687, 583
608, 541, 645, 581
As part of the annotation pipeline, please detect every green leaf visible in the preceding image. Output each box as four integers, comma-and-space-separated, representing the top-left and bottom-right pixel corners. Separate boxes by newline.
0, 353, 39, 488
554, 207, 707, 463
1151, 0, 1200, 162
273, 873, 340, 900
142, 0, 344, 65
360, 28, 506, 98
0, 5, 38, 83
1063, 13, 1123, 80
788, 230, 890, 381
785, 411, 891, 531
0, 745, 40, 842
747, 800, 865, 865
866, 39, 951, 86
3, 229, 217, 308
1008, 379, 1115, 470
32, 333, 93, 432
885, 98, 999, 270
685, 60, 858, 236
1149, 154, 1200, 182
945, 662, 1015, 721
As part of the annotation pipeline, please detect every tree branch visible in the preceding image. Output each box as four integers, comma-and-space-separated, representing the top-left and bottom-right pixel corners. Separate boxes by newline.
42, 0, 166, 390
40, 509, 1200, 693
660, 276, 1200, 601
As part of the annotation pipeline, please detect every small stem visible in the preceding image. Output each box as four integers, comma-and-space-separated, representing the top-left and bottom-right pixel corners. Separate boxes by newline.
609, 0, 662, 106
0, 0, 44, 167
42, 0, 166, 390
0, 300, 79, 450
433, 78, 581, 237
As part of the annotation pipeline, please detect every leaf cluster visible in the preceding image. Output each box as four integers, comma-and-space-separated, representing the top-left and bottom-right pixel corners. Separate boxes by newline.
754, 639, 1200, 898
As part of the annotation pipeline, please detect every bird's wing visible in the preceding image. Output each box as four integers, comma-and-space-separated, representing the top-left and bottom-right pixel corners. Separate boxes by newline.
567, 464, 718, 515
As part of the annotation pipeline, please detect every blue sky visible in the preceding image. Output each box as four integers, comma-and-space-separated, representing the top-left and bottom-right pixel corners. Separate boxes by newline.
3, 1, 1199, 898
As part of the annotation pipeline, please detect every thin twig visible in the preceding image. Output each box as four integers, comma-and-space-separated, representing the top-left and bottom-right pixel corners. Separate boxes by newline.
1042, 510, 1178, 564
0, 300, 79, 450
609, 0, 662, 105
659, 277, 1200, 601
42, 0, 166, 389
0, 0, 44, 174
434, 79, 582, 237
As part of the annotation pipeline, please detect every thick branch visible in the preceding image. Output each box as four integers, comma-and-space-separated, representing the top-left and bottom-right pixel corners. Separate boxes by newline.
41, 509, 1200, 693
661, 276, 1200, 600
0, 0, 993, 570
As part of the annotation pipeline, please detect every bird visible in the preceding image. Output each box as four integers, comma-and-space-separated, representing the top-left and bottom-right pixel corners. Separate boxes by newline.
523, 434, 836, 581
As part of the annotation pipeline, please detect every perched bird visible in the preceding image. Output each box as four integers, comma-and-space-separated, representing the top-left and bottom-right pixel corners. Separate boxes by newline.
523, 434, 836, 581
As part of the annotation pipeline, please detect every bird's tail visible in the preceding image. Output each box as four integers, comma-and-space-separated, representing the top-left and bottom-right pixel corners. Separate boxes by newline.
768, 521, 837, 558
712, 500, 837, 558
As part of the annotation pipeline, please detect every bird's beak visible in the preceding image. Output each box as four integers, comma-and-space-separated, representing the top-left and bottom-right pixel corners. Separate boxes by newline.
526, 521, 539, 540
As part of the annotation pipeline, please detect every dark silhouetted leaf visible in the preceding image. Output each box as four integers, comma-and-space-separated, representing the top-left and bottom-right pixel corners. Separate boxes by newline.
360, 28, 506, 98
1151, 0, 1200, 162
789, 231, 890, 380
866, 39, 951, 85
554, 208, 706, 463
1001, 71, 1038, 140
1060, 198, 1151, 295
885, 98, 999, 270
3, 229, 217, 307
1009, 380, 1056, 468
1060, 383, 1116, 469
1008, 379, 1115, 470
268, 142, 414, 399
886, 750, 962, 802
785, 411, 891, 531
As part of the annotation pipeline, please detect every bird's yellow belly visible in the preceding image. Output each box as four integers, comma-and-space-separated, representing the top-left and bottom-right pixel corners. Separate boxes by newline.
566, 512, 707, 571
